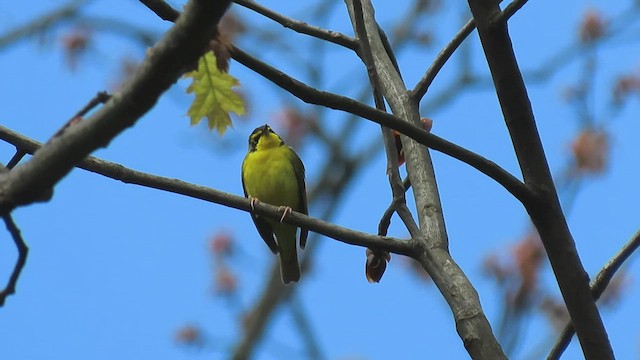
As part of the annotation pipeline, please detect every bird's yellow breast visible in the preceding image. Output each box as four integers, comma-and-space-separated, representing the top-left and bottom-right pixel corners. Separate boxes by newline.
242, 145, 300, 211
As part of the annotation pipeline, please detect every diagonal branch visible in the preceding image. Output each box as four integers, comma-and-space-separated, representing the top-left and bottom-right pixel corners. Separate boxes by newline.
547, 230, 640, 359
466, 0, 613, 358
233, 0, 358, 52
0, 0, 232, 215
138, 0, 179, 22
411, 18, 475, 102
229, 45, 531, 205
494, 0, 530, 24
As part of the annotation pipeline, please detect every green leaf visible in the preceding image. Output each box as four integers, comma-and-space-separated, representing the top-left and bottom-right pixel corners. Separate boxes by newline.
184, 51, 245, 134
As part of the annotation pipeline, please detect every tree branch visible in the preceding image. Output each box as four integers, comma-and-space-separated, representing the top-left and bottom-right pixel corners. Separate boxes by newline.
229, 45, 531, 205
466, 0, 613, 358
0, 125, 413, 256
0, 214, 28, 306
377, 177, 411, 236
411, 18, 475, 102
233, 0, 358, 52
350, 0, 421, 240
0, 0, 232, 215
51, 91, 112, 139
547, 230, 640, 360
346, 1, 506, 358
493, 0, 529, 24
138, 0, 179, 22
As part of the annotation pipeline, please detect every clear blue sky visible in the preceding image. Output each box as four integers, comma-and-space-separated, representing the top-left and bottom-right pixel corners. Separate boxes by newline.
1, 1, 639, 359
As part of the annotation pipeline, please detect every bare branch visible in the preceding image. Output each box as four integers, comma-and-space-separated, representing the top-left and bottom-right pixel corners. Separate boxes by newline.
377, 177, 411, 236
0, 0, 232, 214
346, 0, 507, 358
6, 151, 27, 170
0, 214, 29, 306
411, 18, 475, 102
350, 0, 420, 240
0, 125, 413, 256
466, 0, 613, 358
233, 0, 358, 52
51, 91, 112, 139
139, 0, 179, 22
494, 0, 530, 24
547, 230, 640, 360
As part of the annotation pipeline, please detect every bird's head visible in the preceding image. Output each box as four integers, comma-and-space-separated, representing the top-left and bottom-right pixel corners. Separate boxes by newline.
248, 124, 285, 152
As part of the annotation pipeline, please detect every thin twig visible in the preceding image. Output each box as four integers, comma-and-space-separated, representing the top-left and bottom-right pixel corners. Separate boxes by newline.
3, 92, 110, 172
51, 91, 112, 140
493, 0, 530, 24
233, 0, 358, 52
377, 176, 411, 236
547, 230, 640, 360
411, 18, 475, 102
138, 0, 179, 22
0, 214, 29, 306
6, 150, 27, 169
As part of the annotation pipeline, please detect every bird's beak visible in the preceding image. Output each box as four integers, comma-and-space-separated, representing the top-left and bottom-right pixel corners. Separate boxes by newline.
261, 125, 270, 136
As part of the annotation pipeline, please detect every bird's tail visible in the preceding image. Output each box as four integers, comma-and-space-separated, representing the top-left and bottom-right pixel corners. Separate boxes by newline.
276, 224, 300, 284
279, 246, 300, 284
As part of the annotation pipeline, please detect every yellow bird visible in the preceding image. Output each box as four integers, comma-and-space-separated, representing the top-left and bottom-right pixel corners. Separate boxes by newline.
241, 124, 308, 284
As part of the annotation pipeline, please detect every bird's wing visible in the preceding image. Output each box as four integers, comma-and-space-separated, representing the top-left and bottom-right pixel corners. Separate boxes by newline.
241, 167, 279, 254
290, 147, 309, 249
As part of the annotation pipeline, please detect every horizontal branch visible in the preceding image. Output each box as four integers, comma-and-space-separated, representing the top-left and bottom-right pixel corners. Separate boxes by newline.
0, 125, 413, 256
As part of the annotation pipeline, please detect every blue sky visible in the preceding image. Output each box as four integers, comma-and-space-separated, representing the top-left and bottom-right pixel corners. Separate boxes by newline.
1, 0, 639, 359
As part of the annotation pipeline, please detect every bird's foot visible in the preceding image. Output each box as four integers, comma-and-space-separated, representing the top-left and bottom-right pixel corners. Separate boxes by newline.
277, 206, 293, 222
249, 197, 260, 211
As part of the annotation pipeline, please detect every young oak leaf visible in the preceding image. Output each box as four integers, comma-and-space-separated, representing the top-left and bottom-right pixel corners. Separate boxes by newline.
185, 51, 245, 134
